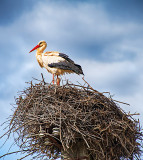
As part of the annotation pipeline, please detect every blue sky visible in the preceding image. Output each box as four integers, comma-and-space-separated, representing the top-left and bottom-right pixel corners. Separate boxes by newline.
0, 0, 143, 159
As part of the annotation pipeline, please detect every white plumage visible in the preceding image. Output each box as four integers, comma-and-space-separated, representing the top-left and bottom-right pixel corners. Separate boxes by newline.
42, 53, 66, 74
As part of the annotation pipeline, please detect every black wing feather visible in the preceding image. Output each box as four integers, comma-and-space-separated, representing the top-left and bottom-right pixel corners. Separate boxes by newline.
48, 61, 84, 75
58, 53, 74, 63
48, 62, 72, 70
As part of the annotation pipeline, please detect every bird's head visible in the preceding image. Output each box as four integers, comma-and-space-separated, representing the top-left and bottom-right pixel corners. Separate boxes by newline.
29, 40, 47, 53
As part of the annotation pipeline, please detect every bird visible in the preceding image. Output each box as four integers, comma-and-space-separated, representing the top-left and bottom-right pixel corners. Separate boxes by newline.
29, 40, 84, 85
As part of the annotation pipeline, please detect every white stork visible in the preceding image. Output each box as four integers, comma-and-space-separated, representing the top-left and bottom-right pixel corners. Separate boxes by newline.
29, 40, 84, 85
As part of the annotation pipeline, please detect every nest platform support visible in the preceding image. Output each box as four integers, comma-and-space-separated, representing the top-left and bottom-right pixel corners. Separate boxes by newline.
61, 140, 90, 160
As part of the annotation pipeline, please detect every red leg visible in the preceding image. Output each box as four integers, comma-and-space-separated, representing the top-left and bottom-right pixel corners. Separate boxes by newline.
56, 75, 60, 86
52, 74, 55, 84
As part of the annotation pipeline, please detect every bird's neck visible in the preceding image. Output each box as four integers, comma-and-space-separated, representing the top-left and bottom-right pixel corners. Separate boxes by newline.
36, 45, 47, 68
36, 52, 44, 68
36, 45, 47, 54
35, 45, 47, 68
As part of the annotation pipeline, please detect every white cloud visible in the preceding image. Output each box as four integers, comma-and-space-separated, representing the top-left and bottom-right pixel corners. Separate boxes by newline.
1, 1, 142, 51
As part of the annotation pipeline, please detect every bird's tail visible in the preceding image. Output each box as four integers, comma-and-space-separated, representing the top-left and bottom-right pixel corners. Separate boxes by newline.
75, 64, 84, 75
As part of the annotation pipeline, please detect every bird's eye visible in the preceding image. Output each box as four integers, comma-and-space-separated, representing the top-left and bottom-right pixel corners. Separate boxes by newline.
39, 42, 42, 45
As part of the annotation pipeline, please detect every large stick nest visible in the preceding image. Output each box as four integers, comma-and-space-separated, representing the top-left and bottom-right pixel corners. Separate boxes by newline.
3, 78, 143, 160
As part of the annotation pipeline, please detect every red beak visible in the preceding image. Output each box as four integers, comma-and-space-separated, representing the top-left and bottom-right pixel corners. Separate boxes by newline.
29, 44, 40, 53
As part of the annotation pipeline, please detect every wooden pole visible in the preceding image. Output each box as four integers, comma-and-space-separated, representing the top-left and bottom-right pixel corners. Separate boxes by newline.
61, 140, 90, 160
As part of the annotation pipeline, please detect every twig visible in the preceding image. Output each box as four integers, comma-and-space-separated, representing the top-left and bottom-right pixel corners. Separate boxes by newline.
0, 150, 29, 159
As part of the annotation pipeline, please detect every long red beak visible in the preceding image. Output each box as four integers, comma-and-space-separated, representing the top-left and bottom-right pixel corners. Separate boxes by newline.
29, 44, 40, 53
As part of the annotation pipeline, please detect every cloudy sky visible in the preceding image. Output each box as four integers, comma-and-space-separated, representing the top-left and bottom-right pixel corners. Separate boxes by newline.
0, 0, 143, 159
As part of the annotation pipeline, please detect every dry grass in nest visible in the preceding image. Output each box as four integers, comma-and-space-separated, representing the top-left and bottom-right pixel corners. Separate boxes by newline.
1, 76, 142, 160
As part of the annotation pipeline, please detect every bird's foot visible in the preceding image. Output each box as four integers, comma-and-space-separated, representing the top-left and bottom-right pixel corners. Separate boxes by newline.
56, 77, 61, 86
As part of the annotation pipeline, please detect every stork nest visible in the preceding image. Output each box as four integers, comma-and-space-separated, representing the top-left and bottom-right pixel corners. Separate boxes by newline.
1, 77, 143, 160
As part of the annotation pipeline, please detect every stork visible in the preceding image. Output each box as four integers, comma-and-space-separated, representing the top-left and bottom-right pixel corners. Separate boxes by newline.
29, 40, 84, 85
